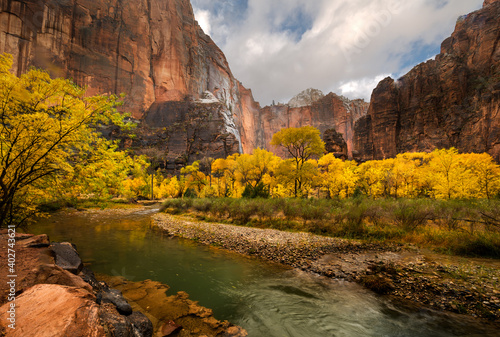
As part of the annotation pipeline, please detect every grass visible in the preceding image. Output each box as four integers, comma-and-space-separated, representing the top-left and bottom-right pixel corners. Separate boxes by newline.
38, 197, 136, 212
160, 197, 500, 259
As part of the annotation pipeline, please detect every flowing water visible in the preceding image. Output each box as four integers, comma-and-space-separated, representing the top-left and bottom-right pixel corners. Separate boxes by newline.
30, 207, 498, 337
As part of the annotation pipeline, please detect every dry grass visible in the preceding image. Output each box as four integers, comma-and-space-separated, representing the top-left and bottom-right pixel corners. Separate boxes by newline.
161, 197, 500, 258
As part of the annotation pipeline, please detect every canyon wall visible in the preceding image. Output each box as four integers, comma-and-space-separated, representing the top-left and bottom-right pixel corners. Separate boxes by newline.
240, 91, 368, 158
353, 0, 500, 162
2, 0, 498, 164
0, 0, 250, 165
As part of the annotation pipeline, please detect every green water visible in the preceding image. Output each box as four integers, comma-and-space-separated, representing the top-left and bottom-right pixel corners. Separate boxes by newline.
30, 207, 498, 337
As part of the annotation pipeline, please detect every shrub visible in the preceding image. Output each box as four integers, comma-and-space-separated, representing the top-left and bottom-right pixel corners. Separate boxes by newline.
338, 202, 368, 237
391, 199, 433, 231
242, 182, 270, 199
183, 188, 197, 198
449, 233, 500, 258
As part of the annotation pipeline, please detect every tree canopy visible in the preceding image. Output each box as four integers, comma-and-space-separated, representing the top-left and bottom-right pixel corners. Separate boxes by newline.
0, 53, 140, 227
271, 126, 325, 197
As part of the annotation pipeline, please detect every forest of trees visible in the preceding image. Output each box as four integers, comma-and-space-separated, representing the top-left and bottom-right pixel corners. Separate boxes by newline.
1, 51, 500, 227
154, 146, 500, 201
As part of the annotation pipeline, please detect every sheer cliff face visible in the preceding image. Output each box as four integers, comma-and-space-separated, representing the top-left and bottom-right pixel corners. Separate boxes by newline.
0, 0, 249, 162
3, 0, 498, 163
354, 0, 500, 162
0, 0, 240, 116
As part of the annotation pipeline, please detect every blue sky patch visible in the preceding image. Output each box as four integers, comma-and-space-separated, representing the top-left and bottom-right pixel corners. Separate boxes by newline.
273, 8, 313, 42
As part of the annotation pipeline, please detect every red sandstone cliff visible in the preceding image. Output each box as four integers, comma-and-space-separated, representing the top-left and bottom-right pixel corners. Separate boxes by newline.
353, 0, 500, 161
0, 0, 253, 165
238, 89, 368, 158
3, 0, 498, 164
0, 0, 242, 116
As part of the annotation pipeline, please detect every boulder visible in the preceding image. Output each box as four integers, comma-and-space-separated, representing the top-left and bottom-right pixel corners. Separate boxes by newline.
50, 242, 83, 274
21, 264, 93, 293
99, 289, 133, 316
17, 234, 50, 248
79, 267, 106, 291
0, 284, 105, 337
99, 303, 135, 337
128, 312, 154, 337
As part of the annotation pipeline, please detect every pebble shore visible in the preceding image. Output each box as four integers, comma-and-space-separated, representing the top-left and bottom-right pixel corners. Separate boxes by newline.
153, 213, 367, 270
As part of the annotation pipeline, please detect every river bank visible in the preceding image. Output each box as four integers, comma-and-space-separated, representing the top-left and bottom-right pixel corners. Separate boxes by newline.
153, 213, 500, 324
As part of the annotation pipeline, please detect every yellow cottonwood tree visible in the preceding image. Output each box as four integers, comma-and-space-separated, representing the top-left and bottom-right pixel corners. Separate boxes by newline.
234, 148, 280, 193
427, 148, 464, 199
181, 161, 207, 196
271, 126, 325, 197
0, 53, 136, 227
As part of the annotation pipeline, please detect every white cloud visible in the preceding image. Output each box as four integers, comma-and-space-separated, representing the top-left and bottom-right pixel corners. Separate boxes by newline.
339, 74, 391, 101
193, 9, 212, 36
192, 0, 484, 105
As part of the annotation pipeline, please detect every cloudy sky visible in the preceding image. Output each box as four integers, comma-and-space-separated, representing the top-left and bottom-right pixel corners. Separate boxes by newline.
191, 0, 483, 106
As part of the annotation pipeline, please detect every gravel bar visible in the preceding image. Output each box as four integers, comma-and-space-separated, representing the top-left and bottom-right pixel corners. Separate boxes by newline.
153, 213, 363, 269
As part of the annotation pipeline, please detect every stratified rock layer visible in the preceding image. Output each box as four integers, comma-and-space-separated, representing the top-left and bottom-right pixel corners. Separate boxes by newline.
2, 0, 498, 163
354, 0, 500, 161
241, 92, 368, 158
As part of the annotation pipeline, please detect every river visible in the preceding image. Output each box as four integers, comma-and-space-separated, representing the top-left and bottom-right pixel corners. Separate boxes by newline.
29, 207, 498, 337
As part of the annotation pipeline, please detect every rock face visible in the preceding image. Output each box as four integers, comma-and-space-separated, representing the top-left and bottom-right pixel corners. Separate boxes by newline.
99, 276, 248, 337
323, 129, 348, 159
2, 0, 498, 163
0, 0, 248, 163
136, 99, 241, 169
240, 91, 368, 158
0, 284, 105, 337
353, 0, 500, 161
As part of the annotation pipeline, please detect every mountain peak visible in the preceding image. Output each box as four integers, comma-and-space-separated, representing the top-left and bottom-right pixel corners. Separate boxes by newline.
288, 88, 325, 108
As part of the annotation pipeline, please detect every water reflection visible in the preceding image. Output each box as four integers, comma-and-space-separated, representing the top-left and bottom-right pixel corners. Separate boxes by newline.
30, 208, 498, 337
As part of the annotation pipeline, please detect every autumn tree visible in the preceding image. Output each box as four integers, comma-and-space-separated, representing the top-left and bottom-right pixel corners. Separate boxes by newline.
317, 154, 358, 198
233, 148, 280, 196
181, 161, 207, 197
0, 53, 135, 227
456, 153, 500, 199
426, 148, 464, 199
212, 154, 239, 197
271, 126, 325, 197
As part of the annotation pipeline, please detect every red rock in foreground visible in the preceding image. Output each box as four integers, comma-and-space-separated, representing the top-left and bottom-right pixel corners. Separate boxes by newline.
0, 284, 104, 337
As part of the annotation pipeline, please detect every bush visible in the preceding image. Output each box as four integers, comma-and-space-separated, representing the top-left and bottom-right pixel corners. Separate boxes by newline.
183, 188, 197, 198
158, 196, 500, 258
338, 202, 368, 237
391, 199, 433, 231
242, 182, 270, 199
449, 233, 500, 258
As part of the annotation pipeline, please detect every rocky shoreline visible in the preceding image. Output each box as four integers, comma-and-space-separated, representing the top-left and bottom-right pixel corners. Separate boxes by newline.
153, 213, 500, 324
0, 230, 247, 337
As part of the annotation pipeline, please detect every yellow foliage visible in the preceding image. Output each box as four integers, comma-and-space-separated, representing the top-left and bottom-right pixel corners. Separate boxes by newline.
0, 53, 141, 226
